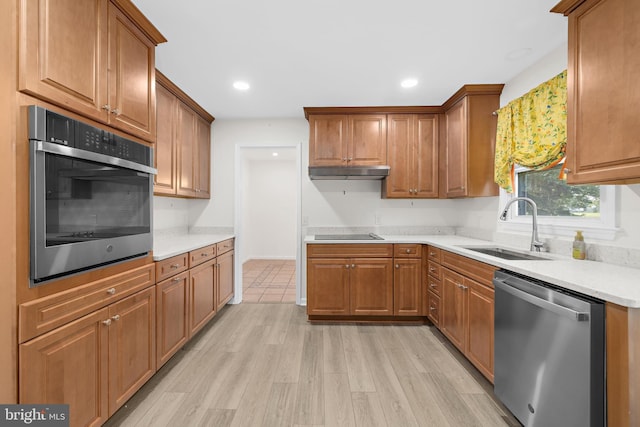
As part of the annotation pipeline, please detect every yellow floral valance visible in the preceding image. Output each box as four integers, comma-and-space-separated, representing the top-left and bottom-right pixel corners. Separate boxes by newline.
494, 70, 567, 193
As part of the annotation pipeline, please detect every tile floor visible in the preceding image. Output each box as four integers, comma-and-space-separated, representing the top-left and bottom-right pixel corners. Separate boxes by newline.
242, 259, 296, 303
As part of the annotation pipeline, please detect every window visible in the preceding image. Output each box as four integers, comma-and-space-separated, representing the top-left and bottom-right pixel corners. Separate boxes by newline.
499, 163, 618, 240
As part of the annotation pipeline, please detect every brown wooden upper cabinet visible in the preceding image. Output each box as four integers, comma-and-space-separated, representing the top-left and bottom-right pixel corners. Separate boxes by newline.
18, 0, 166, 143
155, 71, 214, 199
552, 0, 640, 184
306, 111, 387, 166
441, 85, 503, 198
384, 114, 439, 198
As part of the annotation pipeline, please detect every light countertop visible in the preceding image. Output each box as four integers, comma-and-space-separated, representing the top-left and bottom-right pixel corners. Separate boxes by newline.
153, 233, 235, 261
306, 234, 640, 308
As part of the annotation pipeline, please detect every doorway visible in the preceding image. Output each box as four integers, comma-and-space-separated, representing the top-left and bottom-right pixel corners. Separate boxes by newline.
234, 145, 301, 304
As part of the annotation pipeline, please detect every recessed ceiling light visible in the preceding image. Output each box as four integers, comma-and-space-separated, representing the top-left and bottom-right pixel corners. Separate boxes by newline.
272, 152, 279, 157
401, 78, 418, 88
233, 81, 250, 91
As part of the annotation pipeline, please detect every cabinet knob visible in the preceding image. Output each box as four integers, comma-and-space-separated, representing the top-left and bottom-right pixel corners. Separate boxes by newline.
405, 249, 411, 254
111, 108, 121, 115
342, 158, 348, 161
395, 264, 399, 269
351, 264, 355, 268
348, 158, 353, 161
429, 306, 436, 311
430, 252, 436, 256
430, 283, 436, 288
564, 168, 572, 173
429, 267, 435, 272
101, 104, 111, 112
102, 319, 112, 326
106, 288, 116, 295
112, 315, 120, 321
345, 265, 350, 269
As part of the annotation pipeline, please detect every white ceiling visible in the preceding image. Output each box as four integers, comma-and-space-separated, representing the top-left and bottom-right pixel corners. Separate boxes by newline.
133, 0, 567, 120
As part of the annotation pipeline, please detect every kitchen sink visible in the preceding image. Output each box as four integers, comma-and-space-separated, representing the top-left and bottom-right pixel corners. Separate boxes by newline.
460, 246, 550, 261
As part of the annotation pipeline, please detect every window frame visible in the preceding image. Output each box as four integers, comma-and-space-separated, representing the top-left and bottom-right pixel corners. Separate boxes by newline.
497, 164, 619, 240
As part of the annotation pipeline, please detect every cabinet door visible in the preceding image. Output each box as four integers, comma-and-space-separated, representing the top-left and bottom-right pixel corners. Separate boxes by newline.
466, 278, 494, 382
415, 114, 439, 197
20, 308, 110, 427
189, 260, 216, 336
444, 99, 468, 197
350, 258, 393, 316
156, 274, 189, 368
154, 83, 178, 195
393, 258, 422, 316
384, 114, 414, 198
348, 115, 387, 165
18, 0, 108, 122
308, 115, 348, 166
217, 250, 234, 310
108, 287, 156, 415
441, 268, 467, 352
307, 258, 350, 315
107, 3, 156, 142
195, 115, 211, 198
176, 101, 197, 197
566, 0, 640, 184
427, 291, 440, 327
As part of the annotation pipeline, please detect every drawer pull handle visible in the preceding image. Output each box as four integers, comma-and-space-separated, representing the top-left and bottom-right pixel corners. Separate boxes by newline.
430, 306, 436, 311
429, 267, 435, 272
102, 319, 112, 326
170, 263, 181, 269
430, 283, 436, 288
430, 252, 436, 256
202, 253, 209, 257
106, 288, 116, 295
112, 315, 120, 321
173, 276, 183, 282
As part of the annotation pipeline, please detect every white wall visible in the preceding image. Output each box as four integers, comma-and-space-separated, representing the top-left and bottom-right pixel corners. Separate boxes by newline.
241, 155, 297, 262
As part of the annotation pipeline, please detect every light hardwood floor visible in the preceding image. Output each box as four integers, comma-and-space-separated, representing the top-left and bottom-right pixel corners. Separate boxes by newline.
104, 303, 520, 427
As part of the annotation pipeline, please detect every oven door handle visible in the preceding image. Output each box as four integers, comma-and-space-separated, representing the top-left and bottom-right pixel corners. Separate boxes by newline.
33, 140, 157, 175
494, 279, 590, 321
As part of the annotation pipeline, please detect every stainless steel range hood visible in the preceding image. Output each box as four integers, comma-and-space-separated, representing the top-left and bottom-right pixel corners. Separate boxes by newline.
308, 165, 390, 180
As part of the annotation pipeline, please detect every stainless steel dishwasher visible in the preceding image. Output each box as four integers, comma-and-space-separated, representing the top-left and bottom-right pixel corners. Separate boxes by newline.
493, 270, 605, 427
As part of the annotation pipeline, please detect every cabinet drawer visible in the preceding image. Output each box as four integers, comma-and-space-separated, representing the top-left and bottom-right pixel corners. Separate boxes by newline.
427, 246, 441, 263
307, 244, 393, 258
189, 245, 216, 268
441, 250, 496, 287
19, 264, 155, 343
427, 291, 440, 327
393, 244, 422, 258
427, 261, 442, 280
426, 276, 441, 296
155, 254, 189, 282
216, 238, 234, 255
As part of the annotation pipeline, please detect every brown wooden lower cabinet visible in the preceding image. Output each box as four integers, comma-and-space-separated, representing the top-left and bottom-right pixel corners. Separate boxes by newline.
189, 259, 217, 337
20, 286, 156, 426
393, 258, 422, 316
156, 273, 189, 368
436, 248, 496, 383
350, 258, 394, 316
307, 258, 351, 315
217, 249, 235, 310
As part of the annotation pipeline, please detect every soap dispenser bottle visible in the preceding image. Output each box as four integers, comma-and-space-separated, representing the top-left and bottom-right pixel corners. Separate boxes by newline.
572, 230, 586, 260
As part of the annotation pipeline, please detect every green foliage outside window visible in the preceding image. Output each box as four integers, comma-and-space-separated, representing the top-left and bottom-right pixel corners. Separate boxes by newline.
516, 165, 600, 217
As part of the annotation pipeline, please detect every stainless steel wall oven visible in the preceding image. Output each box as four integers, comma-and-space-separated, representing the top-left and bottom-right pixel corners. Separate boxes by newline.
29, 106, 156, 286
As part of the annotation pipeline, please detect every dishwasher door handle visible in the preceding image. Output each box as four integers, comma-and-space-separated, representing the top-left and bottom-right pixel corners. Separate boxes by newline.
494, 279, 590, 321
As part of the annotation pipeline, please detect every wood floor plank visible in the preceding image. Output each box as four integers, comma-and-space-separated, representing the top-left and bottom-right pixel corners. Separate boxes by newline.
262, 383, 298, 427
263, 304, 294, 345
351, 392, 387, 427
229, 344, 283, 427
358, 332, 420, 427
422, 372, 483, 427
323, 325, 347, 374
324, 373, 356, 427
460, 394, 519, 427
133, 392, 187, 427
272, 323, 309, 383
340, 325, 376, 392
293, 328, 324, 425
196, 409, 236, 427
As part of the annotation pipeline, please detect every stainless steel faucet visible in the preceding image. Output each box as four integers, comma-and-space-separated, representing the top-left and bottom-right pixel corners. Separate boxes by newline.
499, 197, 546, 252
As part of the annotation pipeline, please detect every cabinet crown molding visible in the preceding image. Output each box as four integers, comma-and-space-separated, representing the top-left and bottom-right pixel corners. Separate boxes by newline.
550, 0, 586, 15
441, 84, 505, 111
157, 70, 215, 123
111, 0, 167, 44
